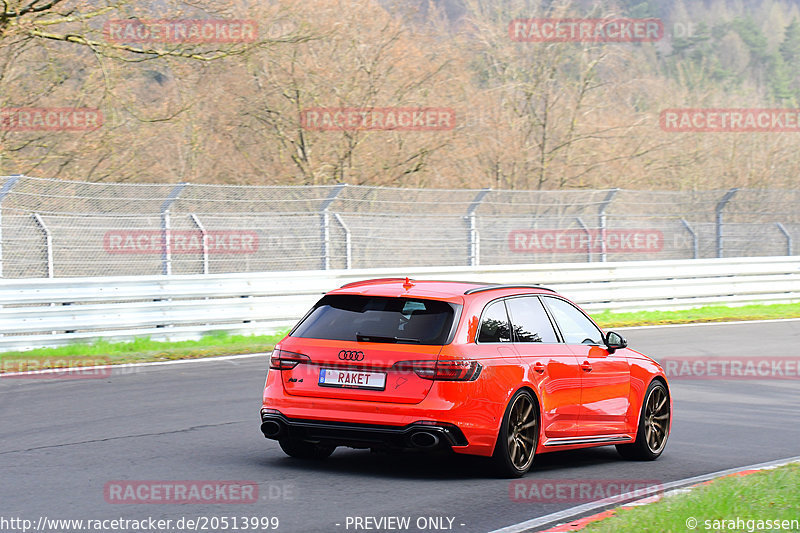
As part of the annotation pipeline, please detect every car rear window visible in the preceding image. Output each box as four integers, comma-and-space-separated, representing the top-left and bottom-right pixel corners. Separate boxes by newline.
291, 295, 458, 345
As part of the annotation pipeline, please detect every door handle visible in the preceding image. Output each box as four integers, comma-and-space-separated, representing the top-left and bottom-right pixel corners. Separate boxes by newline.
580, 361, 592, 372
533, 362, 545, 374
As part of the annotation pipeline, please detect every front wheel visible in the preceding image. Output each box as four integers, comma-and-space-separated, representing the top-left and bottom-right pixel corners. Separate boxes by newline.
279, 437, 335, 460
617, 380, 670, 461
492, 389, 540, 477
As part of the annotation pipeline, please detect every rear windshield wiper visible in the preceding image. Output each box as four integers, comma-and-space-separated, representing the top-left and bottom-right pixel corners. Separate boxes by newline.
356, 333, 421, 344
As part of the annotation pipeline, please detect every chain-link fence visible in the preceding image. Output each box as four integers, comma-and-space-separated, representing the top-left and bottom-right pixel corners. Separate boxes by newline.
0, 175, 798, 278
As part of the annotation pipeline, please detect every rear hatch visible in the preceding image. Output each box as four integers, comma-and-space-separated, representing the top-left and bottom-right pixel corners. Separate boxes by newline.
273, 294, 459, 404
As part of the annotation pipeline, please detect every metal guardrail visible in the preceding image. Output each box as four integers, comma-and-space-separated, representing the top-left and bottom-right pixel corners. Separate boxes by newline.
1, 256, 798, 352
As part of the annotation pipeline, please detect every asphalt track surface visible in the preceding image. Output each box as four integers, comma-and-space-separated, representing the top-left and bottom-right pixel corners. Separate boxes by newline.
2, 320, 800, 533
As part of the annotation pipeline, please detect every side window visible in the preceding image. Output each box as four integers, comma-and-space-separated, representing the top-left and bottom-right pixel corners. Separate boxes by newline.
506, 297, 558, 343
543, 297, 604, 345
478, 300, 512, 343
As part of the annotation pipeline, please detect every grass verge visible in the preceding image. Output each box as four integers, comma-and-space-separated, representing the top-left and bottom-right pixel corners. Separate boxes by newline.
592, 301, 800, 328
0, 331, 287, 372
583, 463, 800, 533
1, 302, 798, 372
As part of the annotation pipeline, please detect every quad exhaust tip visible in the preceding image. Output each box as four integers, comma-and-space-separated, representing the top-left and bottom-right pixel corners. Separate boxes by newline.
261, 420, 284, 438
409, 431, 440, 449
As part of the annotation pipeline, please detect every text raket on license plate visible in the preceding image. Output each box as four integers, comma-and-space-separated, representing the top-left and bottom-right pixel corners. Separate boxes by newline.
318, 368, 386, 390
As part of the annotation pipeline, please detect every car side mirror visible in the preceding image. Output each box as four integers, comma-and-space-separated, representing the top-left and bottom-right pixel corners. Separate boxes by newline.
605, 331, 627, 354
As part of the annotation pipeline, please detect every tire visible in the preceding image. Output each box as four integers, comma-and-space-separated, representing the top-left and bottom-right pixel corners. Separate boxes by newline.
492, 389, 539, 478
617, 380, 670, 461
279, 437, 335, 460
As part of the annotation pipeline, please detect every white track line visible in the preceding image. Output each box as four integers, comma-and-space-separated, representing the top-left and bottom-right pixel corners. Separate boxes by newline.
488, 455, 800, 533
0, 352, 270, 378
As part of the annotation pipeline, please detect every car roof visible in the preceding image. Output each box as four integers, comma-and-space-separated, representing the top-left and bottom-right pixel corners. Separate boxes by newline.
328, 278, 555, 301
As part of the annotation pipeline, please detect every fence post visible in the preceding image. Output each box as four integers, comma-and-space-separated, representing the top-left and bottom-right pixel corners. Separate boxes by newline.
32, 213, 54, 278
333, 213, 352, 269
161, 183, 188, 275
466, 188, 490, 266
576, 217, 592, 262
599, 188, 619, 262
319, 184, 346, 270
715, 188, 739, 259
189, 214, 209, 274
776, 223, 793, 256
0, 174, 22, 278
680, 218, 699, 259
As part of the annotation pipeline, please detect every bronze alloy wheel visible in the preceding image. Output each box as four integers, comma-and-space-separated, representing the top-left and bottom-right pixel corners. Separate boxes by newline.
644, 383, 670, 453
508, 393, 537, 470
617, 380, 671, 461
493, 390, 539, 476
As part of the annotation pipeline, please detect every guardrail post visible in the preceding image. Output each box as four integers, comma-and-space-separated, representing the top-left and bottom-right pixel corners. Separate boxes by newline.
0, 174, 22, 278
715, 188, 739, 258
32, 213, 54, 278
466, 188, 490, 266
576, 217, 592, 262
680, 218, 699, 259
598, 188, 619, 262
319, 184, 346, 270
776, 223, 793, 256
161, 183, 188, 275
189, 214, 209, 274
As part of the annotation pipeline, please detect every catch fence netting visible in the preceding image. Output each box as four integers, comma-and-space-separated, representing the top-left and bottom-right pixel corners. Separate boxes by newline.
0, 175, 798, 278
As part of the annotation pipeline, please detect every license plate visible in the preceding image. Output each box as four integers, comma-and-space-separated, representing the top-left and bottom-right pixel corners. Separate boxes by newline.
318, 368, 386, 391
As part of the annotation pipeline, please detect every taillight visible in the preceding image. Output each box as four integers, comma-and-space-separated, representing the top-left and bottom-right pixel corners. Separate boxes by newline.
392, 360, 482, 381
270, 349, 310, 370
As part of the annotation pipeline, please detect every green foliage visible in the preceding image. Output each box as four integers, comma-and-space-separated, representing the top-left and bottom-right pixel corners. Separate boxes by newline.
779, 17, 800, 65
731, 16, 769, 64
779, 17, 800, 102
660, 8, 800, 103
619, 1, 663, 19
592, 302, 800, 328
479, 1, 800, 105
0, 330, 289, 368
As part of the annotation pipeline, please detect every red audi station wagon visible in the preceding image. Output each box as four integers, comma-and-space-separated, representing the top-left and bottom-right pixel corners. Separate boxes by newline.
260, 278, 671, 477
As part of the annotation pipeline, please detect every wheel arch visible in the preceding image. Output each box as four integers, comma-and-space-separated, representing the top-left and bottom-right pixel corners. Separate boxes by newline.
489, 384, 542, 456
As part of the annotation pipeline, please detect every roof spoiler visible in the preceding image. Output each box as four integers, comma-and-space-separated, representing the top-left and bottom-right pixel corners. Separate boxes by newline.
338, 278, 407, 289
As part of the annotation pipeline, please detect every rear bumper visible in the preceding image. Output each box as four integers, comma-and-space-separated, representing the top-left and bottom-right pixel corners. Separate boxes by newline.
260, 409, 468, 450
260, 365, 501, 456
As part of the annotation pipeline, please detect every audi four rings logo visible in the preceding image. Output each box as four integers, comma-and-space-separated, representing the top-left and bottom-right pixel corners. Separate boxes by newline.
338, 350, 365, 361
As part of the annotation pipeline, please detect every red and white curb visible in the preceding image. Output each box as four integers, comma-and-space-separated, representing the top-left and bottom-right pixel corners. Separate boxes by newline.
490, 456, 800, 533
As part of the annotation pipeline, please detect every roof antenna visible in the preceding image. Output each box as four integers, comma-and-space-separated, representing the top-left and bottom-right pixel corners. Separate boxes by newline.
403, 277, 414, 290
